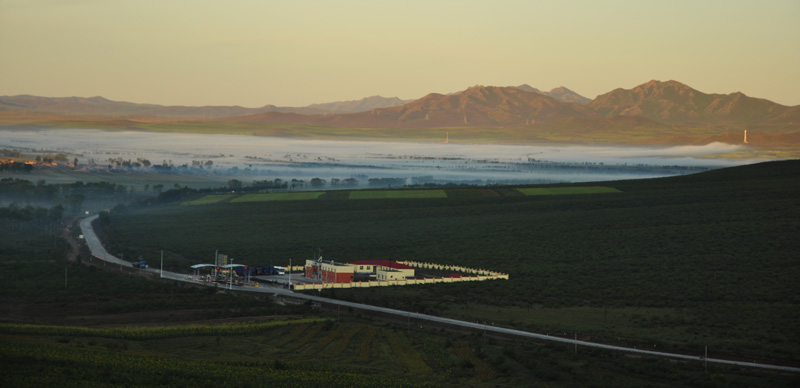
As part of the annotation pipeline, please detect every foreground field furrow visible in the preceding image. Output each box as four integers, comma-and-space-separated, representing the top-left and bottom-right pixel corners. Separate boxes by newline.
358, 327, 379, 363
300, 323, 349, 357
328, 324, 364, 358
383, 329, 433, 375
0, 339, 432, 388
276, 324, 310, 348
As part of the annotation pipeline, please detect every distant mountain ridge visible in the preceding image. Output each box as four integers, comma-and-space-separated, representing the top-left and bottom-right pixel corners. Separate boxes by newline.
0, 94, 409, 117
305, 96, 409, 113
218, 85, 596, 129
513, 85, 592, 105
587, 80, 798, 125
2, 80, 797, 137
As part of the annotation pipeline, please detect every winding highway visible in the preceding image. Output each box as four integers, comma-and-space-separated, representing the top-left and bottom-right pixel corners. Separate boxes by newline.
79, 214, 799, 373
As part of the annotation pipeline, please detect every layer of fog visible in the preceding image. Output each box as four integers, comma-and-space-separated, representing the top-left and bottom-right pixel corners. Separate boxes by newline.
2, 128, 760, 185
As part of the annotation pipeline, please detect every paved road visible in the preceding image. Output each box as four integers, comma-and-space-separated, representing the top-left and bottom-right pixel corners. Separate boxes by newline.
79, 214, 800, 373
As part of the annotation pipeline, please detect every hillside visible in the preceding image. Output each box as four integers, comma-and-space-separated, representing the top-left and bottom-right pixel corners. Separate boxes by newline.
100, 160, 800, 368
2, 160, 798, 387
587, 80, 795, 127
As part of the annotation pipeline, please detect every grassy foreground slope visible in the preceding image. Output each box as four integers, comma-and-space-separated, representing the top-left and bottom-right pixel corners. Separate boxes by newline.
104, 160, 800, 365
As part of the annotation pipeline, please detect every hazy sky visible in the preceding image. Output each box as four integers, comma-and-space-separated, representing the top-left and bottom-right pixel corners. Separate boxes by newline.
1, 0, 798, 107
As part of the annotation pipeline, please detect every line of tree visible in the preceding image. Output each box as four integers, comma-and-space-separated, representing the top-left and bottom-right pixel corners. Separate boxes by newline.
35, 153, 69, 164
0, 161, 34, 173
0, 179, 133, 211
0, 203, 63, 222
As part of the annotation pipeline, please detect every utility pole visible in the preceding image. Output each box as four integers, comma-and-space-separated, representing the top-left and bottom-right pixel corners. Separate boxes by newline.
160, 250, 163, 278
574, 333, 578, 354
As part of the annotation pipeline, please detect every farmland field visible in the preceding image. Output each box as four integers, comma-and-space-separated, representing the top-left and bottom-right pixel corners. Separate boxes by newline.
3, 160, 799, 387
102, 160, 800, 367
182, 186, 616, 205
515, 186, 622, 195
230, 192, 325, 202
3, 317, 793, 388
182, 194, 236, 205
348, 189, 448, 199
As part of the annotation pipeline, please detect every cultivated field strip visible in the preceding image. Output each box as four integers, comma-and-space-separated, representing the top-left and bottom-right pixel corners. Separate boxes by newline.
181, 186, 620, 205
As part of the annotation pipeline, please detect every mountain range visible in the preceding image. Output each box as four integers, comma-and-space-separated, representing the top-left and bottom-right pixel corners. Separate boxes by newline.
215, 81, 797, 131
0, 94, 410, 117
512, 85, 592, 105
1, 80, 797, 146
0, 85, 592, 118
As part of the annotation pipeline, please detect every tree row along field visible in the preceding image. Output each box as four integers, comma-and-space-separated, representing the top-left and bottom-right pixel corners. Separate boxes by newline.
103, 160, 800, 365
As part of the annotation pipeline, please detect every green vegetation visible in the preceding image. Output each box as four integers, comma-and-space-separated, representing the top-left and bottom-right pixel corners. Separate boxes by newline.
231, 192, 325, 202
383, 329, 434, 375
3, 319, 794, 387
349, 189, 447, 199
0, 333, 432, 388
102, 161, 800, 366
0, 319, 329, 340
516, 186, 621, 195
2, 161, 799, 387
181, 187, 611, 205
182, 194, 236, 205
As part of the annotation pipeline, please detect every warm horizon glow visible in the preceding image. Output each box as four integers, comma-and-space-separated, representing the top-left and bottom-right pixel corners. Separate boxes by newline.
1, 0, 798, 107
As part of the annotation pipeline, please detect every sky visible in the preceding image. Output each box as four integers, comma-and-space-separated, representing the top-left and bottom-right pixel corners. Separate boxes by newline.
1, 0, 798, 108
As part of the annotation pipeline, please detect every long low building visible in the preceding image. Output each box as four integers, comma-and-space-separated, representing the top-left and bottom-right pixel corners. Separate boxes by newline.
351, 260, 415, 281
304, 259, 415, 283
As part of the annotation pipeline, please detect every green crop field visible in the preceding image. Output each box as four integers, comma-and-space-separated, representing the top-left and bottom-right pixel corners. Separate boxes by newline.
348, 189, 448, 199
6, 317, 790, 388
516, 186, 622, 195
230, 192, 325, 202
182, 187, 613, 205
182, 194, 236, 205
